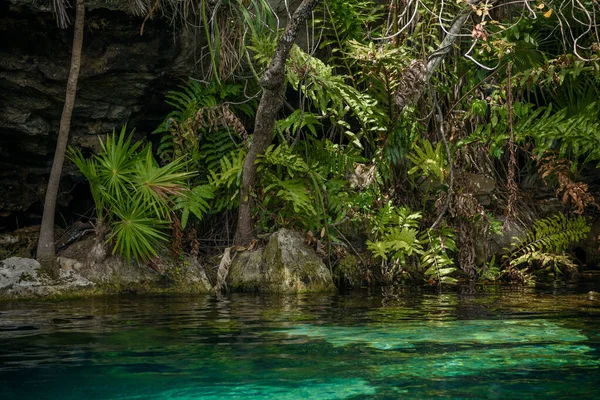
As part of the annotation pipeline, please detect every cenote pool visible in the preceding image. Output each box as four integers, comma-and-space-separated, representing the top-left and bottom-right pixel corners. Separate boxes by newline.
1, 287, 599, 399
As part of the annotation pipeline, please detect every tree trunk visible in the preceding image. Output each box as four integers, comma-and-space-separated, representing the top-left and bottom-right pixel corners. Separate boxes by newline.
233, 0, 319, 246
37, 0, 85, 262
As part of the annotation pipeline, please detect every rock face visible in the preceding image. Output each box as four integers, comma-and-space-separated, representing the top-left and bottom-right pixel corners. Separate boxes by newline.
0, 0, 195, 229
228, 229, 336, 293
0, 0, 302, 230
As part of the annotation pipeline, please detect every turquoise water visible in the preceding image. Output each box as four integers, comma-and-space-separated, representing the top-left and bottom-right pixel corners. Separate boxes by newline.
1, 287, 599, 399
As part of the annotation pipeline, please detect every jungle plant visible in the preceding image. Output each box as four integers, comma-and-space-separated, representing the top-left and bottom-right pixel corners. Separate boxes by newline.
286, 45, 385, 149
154, 79, 255, 170
256, 143, 324, 231
69, 127, 195, 261
407, 139, 448, 185
421, 227, 458, 285
207, 148, 246, 212
366, 203, 424, 282
503, 213, 590, 282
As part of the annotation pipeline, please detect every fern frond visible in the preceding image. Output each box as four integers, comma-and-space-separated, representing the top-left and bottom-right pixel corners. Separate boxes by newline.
504, 213, 590, 278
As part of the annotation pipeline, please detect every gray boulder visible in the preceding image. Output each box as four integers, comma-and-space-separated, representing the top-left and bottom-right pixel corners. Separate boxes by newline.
228, 229, 336, 293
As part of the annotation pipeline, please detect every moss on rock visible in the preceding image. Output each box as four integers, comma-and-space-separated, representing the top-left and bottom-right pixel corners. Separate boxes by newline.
228, 229, 336, 293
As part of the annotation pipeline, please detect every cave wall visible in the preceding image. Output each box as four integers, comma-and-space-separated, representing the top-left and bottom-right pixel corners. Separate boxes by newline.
0, 0, 196, 230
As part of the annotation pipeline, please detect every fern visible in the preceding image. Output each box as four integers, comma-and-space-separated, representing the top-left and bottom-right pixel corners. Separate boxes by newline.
366, 203, 424, 281
256, 143, 326, 231
265, 178, 317, 216
176, 184, 215, 229
287, 46, 385, 148
421, 227, 458, 285
198, 128, 240, 174
407, 139, 448, 184
521, 102, 600, 170
504, 213, 590, 279
208, 149, 246, 211
305, 138, 366, 179
257, 143, 310, 175
370, 201, 395, 238
154, 79, 255, 166
276, 110, 322, 138
508, 213, 590, 255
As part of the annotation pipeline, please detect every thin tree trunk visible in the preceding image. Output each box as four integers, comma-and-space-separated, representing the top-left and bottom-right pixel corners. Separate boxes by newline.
233, 0, 319, 246
37, 0, 85, 262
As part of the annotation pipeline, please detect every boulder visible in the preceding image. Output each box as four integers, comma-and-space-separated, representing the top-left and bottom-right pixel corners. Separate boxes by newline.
462, 172, 496, 206
228, 229, 336, 293
475, 217, 528, 266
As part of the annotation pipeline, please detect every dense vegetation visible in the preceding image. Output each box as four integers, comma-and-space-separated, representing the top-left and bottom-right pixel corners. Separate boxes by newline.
49, 0, 600, 287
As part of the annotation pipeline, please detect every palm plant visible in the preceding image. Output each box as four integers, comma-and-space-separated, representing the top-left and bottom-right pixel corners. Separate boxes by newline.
69, 127, 196, 261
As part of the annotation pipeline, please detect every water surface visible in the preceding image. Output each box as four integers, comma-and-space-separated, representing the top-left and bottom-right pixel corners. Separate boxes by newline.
1, 286, 599, 399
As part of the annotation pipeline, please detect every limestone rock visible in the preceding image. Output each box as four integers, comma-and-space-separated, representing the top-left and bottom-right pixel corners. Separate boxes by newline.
59, 237, 213, 294
0, 256, 93, 299
228, 229, 336, 293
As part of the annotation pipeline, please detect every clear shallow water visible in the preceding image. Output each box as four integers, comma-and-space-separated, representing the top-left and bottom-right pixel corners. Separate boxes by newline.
0, 287, 599, 399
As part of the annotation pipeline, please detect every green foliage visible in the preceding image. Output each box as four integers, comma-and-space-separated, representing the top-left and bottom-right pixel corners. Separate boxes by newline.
134, 147, 191, 218
257, 143, 325, 231
69, 127, 195, 261
139, 0, 599, 289
421, 227, 458, 285
407, 139, 448, 184
365, 202, 461, 285
287, 46, 385, 148
154, 79, 253, 165
305, 138, 365, 179
317, 0, 383, 52
153, 79, 258, 228
504, 213, 590, 280
109, 200, 169, 261
276, 110, 321, 139
208, 149, 246, 212
366, 203, 424, 280
519, 102, 600, 170
176, 184, 215, 230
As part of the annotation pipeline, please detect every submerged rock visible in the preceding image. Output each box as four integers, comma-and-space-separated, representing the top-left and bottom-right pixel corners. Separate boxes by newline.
228, 229, 336, 293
